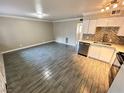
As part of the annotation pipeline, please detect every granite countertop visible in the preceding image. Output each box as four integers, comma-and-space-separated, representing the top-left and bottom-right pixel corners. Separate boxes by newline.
79, 40, 124, 52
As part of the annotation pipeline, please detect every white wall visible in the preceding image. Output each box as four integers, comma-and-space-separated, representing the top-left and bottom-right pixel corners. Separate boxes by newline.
0, 17, 54, 52
53, 20, 80, 46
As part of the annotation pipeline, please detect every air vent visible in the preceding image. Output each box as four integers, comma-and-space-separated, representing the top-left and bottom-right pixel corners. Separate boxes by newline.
80, 19, 83, 21
111, 10, 121, 16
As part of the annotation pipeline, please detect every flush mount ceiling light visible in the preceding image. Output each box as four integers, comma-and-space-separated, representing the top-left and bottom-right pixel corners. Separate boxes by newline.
101, 0, 124, 13
106, 6, 110, 10
33, 0, 49, 18
30, 13, 49, 19
122, 1, 124, 5
36, 13, 49, 18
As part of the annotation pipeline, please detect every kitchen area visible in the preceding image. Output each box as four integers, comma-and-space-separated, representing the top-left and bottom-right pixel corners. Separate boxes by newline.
77, 16, 124, 93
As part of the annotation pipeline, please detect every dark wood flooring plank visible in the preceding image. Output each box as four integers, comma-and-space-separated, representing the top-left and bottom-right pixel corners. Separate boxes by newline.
3, 42, 110, 93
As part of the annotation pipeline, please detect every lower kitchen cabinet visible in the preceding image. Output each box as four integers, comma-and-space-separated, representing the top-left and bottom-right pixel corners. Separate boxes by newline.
88, 45, 115, 63
100, 47, 115, 62
88, 45, 101, 59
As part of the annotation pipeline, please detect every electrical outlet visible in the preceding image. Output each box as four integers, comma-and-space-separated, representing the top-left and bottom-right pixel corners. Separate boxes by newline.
109, 39, 112, 42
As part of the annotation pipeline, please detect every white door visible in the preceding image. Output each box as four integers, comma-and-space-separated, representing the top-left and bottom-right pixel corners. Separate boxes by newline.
76, 23, 83, 40
76, 23, 83, 51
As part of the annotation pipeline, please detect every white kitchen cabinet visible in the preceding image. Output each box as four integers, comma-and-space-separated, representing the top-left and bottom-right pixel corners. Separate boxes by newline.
82, 19, 96, 34
82, 20, 89, 34
117, 26, 124, 36
88, 20, 96, 34
96, 18, 108, 27
96, 17, 123, 27
88, 45, 115, 63
88, 45, 101, 59
117, 17, 124, 36
107, 17, 121, 26
83, 17, 124, 36
99, 47, 115, 63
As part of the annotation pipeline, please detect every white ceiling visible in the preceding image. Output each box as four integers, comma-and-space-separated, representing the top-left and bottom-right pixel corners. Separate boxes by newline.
0, 0, 109, 21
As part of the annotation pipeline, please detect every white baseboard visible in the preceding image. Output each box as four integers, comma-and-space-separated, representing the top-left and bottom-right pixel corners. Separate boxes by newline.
1, 40, 55, 54
55, 41, 76, 47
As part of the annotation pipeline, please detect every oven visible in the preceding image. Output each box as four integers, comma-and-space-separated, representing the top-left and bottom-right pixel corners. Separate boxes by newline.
109, 52, 124, 87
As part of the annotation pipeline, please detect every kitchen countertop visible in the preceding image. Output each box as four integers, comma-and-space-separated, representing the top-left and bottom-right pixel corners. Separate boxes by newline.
79, 40, 124, 52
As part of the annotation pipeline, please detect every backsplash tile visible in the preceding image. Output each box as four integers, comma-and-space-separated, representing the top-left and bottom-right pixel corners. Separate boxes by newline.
82, 27, 124, 44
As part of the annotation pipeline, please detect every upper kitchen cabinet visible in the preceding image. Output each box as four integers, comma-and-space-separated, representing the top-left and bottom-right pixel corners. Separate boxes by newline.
107, 17, 123, 26
88, 20, 97, 34
117, 26, 124, 36
82, 19, 96, 34
82, 17, 124, 36
96, 18, 108, 27
96, 17, 124, 36
117, 17, 124, 36
82, 20, 89, 34
96, 17, 123, 27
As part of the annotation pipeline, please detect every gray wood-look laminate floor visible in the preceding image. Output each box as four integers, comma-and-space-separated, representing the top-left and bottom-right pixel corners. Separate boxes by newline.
3, 42, 111, 93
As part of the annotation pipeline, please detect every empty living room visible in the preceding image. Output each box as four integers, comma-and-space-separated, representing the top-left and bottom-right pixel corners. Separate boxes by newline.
0, 0, 124, 93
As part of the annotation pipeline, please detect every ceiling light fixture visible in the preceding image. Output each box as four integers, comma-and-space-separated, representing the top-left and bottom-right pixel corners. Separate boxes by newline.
37, 13, 48, 18
101, 9, 105, 12
100, 0, 123, 13
113, 3, 118, 8
122, 1, 124, 5
34, 0, 49, 19
106, 6, 110, 10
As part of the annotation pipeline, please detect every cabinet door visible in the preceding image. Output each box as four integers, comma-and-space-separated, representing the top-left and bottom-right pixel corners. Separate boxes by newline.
88, 20, 96, 34
88, 45, 101, 59
117, 17, 124, 36
82, 20, 89, 34
96, 18, 108, 27
107, 17, 122, 26
117, 26, 124, 36
99, 47, 115, 63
